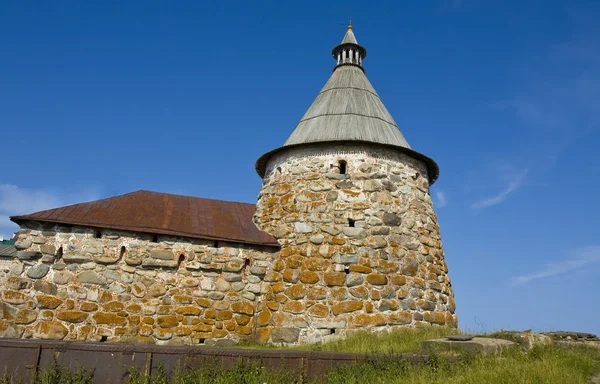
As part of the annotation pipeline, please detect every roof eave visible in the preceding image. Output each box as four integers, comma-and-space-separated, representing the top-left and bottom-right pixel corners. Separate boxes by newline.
9, 216, 280, 248
255, 140, 440, 185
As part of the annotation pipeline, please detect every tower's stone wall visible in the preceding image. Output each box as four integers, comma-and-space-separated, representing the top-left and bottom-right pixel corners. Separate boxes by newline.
0, 222, 279, 345
254, 143, 457, 343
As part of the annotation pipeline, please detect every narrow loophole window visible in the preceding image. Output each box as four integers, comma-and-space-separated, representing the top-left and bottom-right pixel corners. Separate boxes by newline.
56, 247, 63, 260
95, 231, 102, 239
329, 329, 336, 335
344, 266, 350, 275
244, 258, 251, 268
348, 219, 355, 227
100, 335, 108, 342
119, 246, 126, 259
198, 338, 206, 344
214, 241, 220, 248
178, 254, 185, 268
339, 160, 347, 174
152, 235, 158, 243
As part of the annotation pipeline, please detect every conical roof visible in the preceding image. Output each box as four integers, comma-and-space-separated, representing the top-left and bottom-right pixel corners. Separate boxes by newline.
256, 26, 439, 184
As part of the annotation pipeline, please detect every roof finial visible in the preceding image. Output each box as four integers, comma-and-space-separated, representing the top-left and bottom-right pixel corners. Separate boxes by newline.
348, 17, 352, 30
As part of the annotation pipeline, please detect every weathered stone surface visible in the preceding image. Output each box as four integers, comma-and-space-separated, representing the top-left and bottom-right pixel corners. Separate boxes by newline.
148, 283, 166, 297
54, 270, 74, 285
15, 239, 33, 250
422, 337, 517, 354
150, 250, 174, 260
77, 271, 107, 285
34, 321, 68, 340
382, 212, 402, 226
93, 312, 127, 326
62, 253, 92, 263
27, 264, 50, 279
33, 281, 57, 295
16, 251, 40, 260
57, 310, 88, 323
271, 327, 300, 343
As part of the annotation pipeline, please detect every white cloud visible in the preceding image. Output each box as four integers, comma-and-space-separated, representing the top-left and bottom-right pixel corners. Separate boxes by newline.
471, 168, 528, 210
0, 184, 100, 239
511, 246, 600, 285
434, 190, 447, 208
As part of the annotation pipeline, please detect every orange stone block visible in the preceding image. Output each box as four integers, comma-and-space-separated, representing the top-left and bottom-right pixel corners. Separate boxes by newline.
266, 301, 280, 311
307, 303, 328, 318
271, 312, 286, 326
231, 301, 254, 315
57, 310, 88, 323
256, 327, 271, 343
388, 311, 413, 325
93, 312, 127, 326
307, 287, 326, 300
192, 324, 213, 332
299, 271, 320, 284
348, 265, 372, 274
125, 303, 142, 313
324, 272, 345, 286
391, 274, 407, 286
367, 274, 388, 285
236, 325, 253, 335
256, 310, 272, 326
36, 295, 63, 309
157, 315, 179, 328
332, 301, 363, 315
103, 301, 124, 312
283, 301, 304, 314
212, 329, 228, 338
284, 284, 308, 300
285, 255, 303, 269
204, 309, 217, 319
175, 306, 202, 316
196, 298, 211, 308
283, 269, 299, 283
303, 258, 329, 271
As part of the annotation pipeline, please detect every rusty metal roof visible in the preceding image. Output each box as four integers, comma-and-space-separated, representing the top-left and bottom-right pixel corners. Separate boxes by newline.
10, 190, 278, 247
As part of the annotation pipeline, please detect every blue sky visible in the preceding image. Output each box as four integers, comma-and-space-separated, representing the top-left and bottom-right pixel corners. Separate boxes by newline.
1, 1, 599, 335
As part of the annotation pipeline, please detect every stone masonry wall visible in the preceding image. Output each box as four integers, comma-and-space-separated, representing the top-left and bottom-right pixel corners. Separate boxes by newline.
0, 222, 278, 345
254, 143, 457, 344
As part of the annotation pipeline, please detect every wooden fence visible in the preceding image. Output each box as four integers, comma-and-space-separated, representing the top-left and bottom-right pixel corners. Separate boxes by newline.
0, 338, 433, 383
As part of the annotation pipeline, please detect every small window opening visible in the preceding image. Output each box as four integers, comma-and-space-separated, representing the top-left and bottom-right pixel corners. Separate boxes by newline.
56, 247, 63, 260
348, 219, 355, 228
339, 160, 347, 175
244, 259, 251, 268
344, 266, 350, 275
100, 335, 108, 342
95, 231, 102, 239
329, 329, 336, 335
198, 338, 206, 344
152, 235, 158, 243
214, 241, 220, 248
276, 166, 282, 174
178, 254, 185, 268
119, 246, 126, 259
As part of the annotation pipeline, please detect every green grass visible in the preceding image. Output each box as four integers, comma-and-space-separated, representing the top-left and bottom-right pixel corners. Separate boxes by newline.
326, 343, 600, 384
1, 329, 599, 383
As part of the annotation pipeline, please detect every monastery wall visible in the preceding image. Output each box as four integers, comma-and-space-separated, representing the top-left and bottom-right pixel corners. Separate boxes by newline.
0, 224, 279, 345
254, 143, 457, 343
0, 146, 456, 346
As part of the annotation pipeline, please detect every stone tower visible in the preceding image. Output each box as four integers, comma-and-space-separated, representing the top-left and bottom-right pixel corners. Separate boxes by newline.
253, 26, 457, 344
